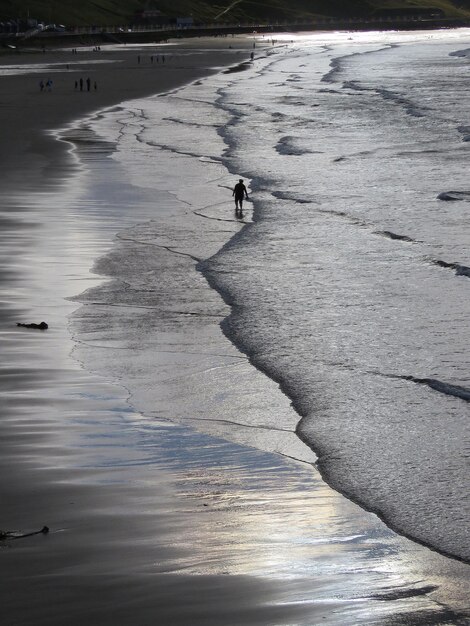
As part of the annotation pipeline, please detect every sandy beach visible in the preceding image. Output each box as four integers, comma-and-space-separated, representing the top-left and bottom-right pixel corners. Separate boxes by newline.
0, 35, 469, 626
0, 38, 258, 191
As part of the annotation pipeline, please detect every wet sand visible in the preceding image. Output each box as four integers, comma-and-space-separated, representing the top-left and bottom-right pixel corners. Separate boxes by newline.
0, 37, 469, 626
0, 38, 257, 192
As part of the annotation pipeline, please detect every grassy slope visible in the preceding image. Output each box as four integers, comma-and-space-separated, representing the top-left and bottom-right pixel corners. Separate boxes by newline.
1, 0, 470, 26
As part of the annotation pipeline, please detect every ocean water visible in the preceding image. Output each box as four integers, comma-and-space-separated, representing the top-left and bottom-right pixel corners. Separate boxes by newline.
68, 30, 470, 565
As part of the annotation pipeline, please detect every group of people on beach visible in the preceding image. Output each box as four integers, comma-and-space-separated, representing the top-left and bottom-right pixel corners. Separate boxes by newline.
137, 54, 166, 64
74, 77, 97, 91
39, 77, 98, 92
39, 79, 53, 92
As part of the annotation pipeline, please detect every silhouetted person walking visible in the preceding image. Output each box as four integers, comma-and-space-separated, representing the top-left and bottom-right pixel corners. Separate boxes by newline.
79, 77, 83, 91
233, 179, 248, 216
86, 77, 91, 91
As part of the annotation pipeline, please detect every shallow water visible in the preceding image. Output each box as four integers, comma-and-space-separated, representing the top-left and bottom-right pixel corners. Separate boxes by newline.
56, 30, 470, 621
70, 29, 470, 564
209, 30, 470, 563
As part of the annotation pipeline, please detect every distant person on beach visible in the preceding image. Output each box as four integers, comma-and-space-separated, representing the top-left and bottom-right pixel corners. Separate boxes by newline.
233, 179, 249, 216
39, 80, 45, 92
86, 77, 91, 91
79, 77, 83, 91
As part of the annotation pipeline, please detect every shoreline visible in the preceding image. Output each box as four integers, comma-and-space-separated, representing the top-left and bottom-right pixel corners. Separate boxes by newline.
203, 244, 470, 567
1, 36, 469, 625
198, 28, 470, 570
0, 36, 260, 194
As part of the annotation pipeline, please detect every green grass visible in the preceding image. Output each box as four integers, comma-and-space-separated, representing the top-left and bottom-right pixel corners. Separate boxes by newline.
1, 0, 470, 26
